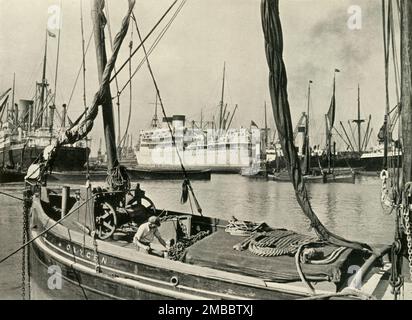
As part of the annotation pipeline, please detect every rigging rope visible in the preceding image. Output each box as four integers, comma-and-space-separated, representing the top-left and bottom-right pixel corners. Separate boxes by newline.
52, 0, 63, 109
0, 192, 95, 266
115, 0, 188, 97
109, 0, 179, 83
0, 191, 24, 202
66, 0, 180, 135
132, 12, 202, 216
80, 0, 90, 182
66, 31, 93, 111
118, 24, 134, 149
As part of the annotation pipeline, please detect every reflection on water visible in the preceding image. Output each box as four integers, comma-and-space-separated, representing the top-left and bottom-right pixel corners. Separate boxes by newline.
0, 174, 395, 299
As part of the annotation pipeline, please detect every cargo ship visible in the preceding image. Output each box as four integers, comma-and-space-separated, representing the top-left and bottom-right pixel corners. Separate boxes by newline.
135, 65, 266, 173
0, 30, 90, 183
136, 114, 266, 173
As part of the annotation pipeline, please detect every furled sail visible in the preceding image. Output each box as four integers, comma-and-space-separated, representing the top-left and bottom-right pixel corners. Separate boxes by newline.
25, 0, 136, 184
261, 0, 368, 251
326, 75, 337, 129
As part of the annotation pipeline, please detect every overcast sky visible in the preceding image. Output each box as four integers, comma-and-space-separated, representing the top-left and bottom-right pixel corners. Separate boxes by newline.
0, 0, 397, 155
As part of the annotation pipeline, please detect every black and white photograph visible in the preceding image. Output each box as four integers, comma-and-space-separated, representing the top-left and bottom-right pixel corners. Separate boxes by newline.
0, 0, 410, 303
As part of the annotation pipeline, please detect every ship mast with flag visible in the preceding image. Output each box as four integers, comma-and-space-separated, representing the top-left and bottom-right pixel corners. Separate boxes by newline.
325, 68, 340, 173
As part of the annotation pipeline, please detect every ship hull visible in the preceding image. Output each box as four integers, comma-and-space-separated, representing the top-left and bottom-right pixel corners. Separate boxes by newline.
0, 146, 90, 182
29, 191, 352, 300
0, 169, 26, 183
127, 168, 211, 181
313, 154, 401, 172
29, 226, 304, 300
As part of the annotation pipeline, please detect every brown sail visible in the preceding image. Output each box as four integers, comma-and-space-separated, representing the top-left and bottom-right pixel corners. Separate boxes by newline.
261, 0, 368, 251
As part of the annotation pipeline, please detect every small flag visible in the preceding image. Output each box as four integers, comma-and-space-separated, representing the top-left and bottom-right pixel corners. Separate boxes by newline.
251, 120, 259, 128
47, 29, 56, 38
335, 68, 341, 73
309, 80, 313, 83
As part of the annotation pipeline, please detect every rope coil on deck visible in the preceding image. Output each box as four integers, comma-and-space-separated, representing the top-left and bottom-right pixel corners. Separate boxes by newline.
248, 230, 318, 257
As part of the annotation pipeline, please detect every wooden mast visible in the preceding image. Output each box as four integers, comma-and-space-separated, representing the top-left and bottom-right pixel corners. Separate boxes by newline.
352, 84, 365, 153
264, 101, 268, 145
219, 62, 226, 130
357, 85, 362, 153
40, 30, 48, 127
91, 0, 118, 171
11, 73, 15, 124
304, 80, 312, 175
401, 0, 412, 185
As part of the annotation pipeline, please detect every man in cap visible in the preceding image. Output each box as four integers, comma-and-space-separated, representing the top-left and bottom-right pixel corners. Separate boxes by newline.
133, 216, 167, 255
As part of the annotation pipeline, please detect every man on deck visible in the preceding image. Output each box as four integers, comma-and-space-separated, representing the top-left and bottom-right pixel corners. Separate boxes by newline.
133, 216, 167, 255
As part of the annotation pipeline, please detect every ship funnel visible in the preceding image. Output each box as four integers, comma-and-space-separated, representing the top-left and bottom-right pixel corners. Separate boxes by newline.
172, 115, 185, 129
19, 99, 34, 128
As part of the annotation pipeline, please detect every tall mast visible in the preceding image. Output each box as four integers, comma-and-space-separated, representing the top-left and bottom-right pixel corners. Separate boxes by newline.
304, 80, 312, 175
219, 62, 226, 130
53, 0, 62, 116
11, 73, 15, 122
80, 0, 87, 109
264, 101, 268, 145
352, 84, 365, 153
40, 30, 48, 127
357, 85, 361, 152
92, 0, 118, 171
200, 107, 203, 129
326, 73, 336, 173
401, 0, 412, 185
150, 94, 159, 128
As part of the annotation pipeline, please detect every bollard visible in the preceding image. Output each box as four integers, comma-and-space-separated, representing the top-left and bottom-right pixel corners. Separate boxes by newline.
61, 186, 70, 218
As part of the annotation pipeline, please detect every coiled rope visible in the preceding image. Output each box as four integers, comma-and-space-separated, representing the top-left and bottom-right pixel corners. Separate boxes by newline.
106, 165, 131, 191
248, 230, 318, 257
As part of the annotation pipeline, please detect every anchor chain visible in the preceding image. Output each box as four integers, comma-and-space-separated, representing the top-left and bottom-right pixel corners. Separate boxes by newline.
402, 182, 412, 281
21, 188, 33, 300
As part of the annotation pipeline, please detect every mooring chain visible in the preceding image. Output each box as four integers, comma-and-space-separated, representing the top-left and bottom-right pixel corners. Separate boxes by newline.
21, 189, 33, 300
21, 208, 27, 300
403, 182, 412, 281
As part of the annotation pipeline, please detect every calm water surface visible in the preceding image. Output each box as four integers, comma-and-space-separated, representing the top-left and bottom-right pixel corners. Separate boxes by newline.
0, 174, 395, 299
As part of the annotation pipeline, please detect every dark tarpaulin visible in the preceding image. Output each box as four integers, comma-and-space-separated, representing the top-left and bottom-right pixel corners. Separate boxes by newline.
261, 0, 369, 251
